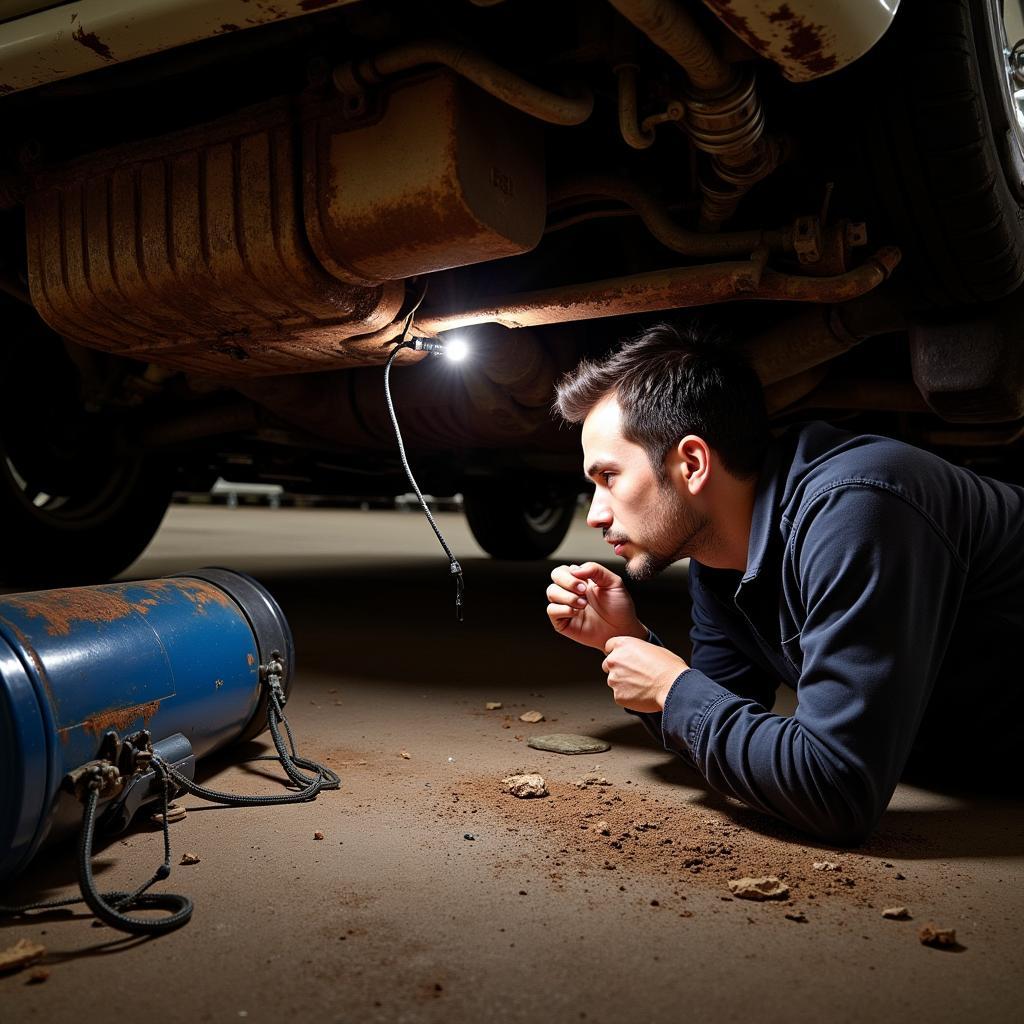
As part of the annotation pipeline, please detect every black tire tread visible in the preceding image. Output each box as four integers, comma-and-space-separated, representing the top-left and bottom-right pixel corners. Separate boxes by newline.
863, 0, 1024, 306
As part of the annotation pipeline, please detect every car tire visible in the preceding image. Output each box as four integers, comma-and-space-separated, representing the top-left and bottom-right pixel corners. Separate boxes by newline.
0, 329, 172, 588
862, 0, 1024, 307
463, 483, 577, 560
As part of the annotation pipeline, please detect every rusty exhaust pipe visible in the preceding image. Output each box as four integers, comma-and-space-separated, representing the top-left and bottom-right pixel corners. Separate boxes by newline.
411, 248, 900, 335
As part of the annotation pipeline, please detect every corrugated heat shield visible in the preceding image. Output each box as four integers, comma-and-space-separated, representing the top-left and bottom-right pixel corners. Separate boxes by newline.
24, 81, 543, 376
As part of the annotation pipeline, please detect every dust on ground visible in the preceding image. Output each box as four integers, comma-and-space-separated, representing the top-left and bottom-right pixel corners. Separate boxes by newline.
430, 769, 934, 921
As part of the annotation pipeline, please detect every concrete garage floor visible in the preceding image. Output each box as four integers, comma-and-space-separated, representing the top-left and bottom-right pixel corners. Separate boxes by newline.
2, 505, 1023, 1023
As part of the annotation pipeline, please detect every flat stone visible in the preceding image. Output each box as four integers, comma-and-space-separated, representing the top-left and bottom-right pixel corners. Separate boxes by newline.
527, 733, 611, 755
728, 876, 790, 901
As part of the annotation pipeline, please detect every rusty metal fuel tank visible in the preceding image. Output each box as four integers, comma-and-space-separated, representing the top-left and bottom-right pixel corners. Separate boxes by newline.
25, 72, 545, 376
0, 569, 293, 882
304, 70, 545, 284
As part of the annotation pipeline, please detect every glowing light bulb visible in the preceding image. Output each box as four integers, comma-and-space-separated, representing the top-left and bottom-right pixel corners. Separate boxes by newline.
443, 336, 470, 362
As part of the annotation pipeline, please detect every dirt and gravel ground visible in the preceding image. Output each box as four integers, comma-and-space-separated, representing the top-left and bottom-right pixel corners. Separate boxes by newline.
2, 505, 1022, 1022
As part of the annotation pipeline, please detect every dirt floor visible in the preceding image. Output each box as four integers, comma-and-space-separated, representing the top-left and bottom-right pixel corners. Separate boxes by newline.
2, 505, 1023, 1023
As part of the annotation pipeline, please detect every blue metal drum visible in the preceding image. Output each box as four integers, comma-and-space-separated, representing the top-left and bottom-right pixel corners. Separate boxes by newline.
0, 568, 293, 883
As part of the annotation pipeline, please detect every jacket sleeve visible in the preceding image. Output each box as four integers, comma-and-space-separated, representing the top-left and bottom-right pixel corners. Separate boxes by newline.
627, 571, 778, 765
658, 486, 965, 844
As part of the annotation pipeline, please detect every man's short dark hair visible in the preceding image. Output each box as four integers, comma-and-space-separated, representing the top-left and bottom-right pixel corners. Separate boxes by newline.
554, 321, 768, 479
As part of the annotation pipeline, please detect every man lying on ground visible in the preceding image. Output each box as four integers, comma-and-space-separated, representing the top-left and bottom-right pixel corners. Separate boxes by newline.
545, 321, 1023, 844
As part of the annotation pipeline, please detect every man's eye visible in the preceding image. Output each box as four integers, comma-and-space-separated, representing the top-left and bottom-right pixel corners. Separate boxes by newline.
602, 472, 615, 484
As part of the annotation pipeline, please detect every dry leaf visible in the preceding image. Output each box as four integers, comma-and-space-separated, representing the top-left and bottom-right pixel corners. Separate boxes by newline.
0, 940, 46, 973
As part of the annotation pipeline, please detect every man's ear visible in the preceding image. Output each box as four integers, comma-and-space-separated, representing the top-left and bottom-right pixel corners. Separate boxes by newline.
676, 435, 711, 495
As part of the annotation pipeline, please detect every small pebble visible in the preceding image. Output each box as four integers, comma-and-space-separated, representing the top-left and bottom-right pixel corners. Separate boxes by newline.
882, 906, 910, 920
464, 833, 477, 841
918, 922, 957, 948
313, 831, 325, 841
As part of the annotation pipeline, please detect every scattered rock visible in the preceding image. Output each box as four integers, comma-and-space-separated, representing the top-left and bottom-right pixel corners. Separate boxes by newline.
464, 833, 477, 841
574, 773, 612, 789
519, 710, 545, 723
785, 912, 808, 923
527, 733, 610, 755
26, 968, 50, 984
485, 702, 503, 710
150, 802, 187, 825
813, 861, 840, 871
918, 922, 957, 948
595, 821, 611, 836
882, 906, 911, 920
399, 750, 411, 759
313, 831, 325, 841
502, 773, 548, 798
180, 852, 201, 865
0, 939, 46, 974
727, 877, 790, 901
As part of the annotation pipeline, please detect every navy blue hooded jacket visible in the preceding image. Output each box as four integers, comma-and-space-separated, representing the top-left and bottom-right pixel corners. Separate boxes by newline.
636, 421, 1024, 844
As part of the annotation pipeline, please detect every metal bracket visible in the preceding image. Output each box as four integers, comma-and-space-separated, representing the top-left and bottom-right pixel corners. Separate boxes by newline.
100, 733, 196, 835
260, 650, 288, 707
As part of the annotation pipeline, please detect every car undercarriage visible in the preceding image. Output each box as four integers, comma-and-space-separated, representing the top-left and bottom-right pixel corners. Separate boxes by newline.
2, 0, 1024, 581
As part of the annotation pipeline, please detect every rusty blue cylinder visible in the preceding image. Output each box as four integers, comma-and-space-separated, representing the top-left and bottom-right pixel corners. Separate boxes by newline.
0, 568, 293, 883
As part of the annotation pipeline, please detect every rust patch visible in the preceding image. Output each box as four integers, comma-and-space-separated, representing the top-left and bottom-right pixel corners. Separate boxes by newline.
71, 26, 115, 62
247, 653, 255, 666
703, 1, 770, 59
704, 1, 836, 75
777, 10, 837, 75
217, 23, 242, 33
58, 727, 71, 745
82, 700, 161, 737
2, 580, 233, 637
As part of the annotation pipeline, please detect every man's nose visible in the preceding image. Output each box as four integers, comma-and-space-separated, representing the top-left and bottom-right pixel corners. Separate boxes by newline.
587, 491, 612, 529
